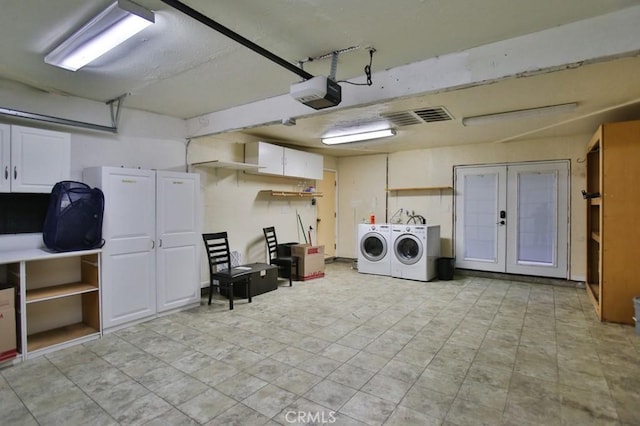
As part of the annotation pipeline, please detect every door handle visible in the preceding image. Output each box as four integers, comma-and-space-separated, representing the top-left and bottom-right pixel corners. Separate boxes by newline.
14, 166, 17, 180
4, 166, 7, 179
159, 239, 163, 248
151, 240, 155, 249
497, 220, 506, 225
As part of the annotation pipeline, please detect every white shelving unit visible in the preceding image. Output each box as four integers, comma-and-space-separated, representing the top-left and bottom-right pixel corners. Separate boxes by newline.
0, 248, 102, 360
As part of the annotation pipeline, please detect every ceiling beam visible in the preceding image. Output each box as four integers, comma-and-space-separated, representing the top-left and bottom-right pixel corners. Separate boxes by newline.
187, 5, 640, 138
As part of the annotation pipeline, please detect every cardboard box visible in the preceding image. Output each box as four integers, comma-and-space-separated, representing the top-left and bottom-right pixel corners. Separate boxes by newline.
0, 286, 14, 309
0, 287, 17, 362
291, 244, 325, 281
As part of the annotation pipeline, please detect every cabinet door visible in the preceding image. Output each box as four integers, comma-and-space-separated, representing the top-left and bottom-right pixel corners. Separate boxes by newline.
0, 124, 9, 193
156, 171, 200, 312
245, 141, 283, 175
283, 147, 307, 179
10, 126, 70, 193
91, 168, 156, 330
283, 148, 323, 180
303, 151, 323, 180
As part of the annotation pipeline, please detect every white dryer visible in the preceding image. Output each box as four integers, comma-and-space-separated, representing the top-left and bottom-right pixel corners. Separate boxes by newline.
391, 224, 440, 281
357, 223, 392, 276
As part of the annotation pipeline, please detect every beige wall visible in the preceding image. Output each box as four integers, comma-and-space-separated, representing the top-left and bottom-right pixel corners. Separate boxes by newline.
189, 134, 336, 286
337, 134, 589, 281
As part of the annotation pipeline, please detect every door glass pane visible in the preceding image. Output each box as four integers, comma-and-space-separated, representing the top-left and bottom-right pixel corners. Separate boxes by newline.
517, 172, 556, 264
464, 174, 497, 261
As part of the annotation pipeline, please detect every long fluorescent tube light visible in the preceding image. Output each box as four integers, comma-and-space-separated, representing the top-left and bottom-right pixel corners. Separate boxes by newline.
321, 129, 396, 145
45, 0, 154, 71
462, 103, 578, 126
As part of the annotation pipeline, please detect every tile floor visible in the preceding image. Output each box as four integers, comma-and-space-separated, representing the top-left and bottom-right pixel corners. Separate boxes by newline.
2, 261, 640, 425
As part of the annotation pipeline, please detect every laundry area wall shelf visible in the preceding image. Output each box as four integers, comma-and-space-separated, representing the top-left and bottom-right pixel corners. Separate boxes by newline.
259, 190, 323, 198
386, 186, 453, 192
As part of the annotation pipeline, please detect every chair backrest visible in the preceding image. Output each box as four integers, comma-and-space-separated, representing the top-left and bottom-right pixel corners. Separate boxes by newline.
263, 226, 278, 261
202, 232, 232, 274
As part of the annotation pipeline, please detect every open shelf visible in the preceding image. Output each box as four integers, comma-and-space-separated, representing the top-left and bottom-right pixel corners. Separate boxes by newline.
26, 282, 98, 303
191, 160, 263, 171
259, 190, 322, 197
27, 323, 99, 352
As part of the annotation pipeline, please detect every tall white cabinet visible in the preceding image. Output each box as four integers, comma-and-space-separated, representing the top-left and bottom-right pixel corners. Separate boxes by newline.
83, 167, 200, 331
0, 124, 70, 193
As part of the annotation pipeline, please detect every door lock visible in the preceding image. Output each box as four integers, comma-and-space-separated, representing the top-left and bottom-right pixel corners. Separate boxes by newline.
497, 210, 506, 225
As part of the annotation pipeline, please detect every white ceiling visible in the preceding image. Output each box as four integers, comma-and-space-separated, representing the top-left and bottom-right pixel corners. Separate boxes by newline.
1, 0, 640, 156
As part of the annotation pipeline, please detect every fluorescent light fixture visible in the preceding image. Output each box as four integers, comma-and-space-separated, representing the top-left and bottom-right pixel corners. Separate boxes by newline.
461, 103, 578, 126
321, 129, 396, 145
45, 0, 154, 71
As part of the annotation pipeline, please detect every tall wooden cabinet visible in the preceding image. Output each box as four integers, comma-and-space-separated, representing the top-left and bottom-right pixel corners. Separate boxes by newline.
585, 120, 640, 324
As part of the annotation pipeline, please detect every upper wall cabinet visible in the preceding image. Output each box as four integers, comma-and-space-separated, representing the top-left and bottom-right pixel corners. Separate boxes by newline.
0, 124, 71, 193
245, 141, 323, 180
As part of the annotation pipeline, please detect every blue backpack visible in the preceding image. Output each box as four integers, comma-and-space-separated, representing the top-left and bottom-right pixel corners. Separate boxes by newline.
43, 181, 105, 252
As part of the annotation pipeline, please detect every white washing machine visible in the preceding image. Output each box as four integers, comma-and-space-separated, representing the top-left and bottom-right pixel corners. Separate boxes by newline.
357, 223, 392, 276
391, 224, 440, 281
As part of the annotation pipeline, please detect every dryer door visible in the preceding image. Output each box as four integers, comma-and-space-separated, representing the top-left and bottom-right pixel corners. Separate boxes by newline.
394, 234, 424, 265
361, 232, 388, 262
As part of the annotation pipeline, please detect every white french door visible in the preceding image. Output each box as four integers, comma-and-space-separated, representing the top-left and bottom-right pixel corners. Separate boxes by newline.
455, 161, 569, 278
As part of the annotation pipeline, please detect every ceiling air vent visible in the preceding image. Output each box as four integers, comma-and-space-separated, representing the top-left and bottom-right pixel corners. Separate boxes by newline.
382, 106, 453, 127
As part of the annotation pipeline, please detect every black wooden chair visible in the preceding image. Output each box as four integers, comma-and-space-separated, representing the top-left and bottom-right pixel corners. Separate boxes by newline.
263, 226, 299, 286
202, 232, 252, 310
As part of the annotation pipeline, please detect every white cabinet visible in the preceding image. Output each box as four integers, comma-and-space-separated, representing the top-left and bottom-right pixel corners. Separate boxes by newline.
245, 141, 323, 180
283, 146, 323, 180
0, 124, 70, 193
83, 167, 200, 331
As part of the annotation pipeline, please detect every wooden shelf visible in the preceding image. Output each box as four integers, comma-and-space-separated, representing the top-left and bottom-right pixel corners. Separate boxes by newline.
26, 282, 98, 303
191, 160, 263, 171
259, 190, 322, 197
585, 120, 640, 325
386, 186, 453, 191
586, 281, 600, 306
27, 323, 99, 352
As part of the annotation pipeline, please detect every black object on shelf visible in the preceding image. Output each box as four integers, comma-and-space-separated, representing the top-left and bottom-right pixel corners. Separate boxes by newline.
437, 257, 455, 281
582, 189, 600, 199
